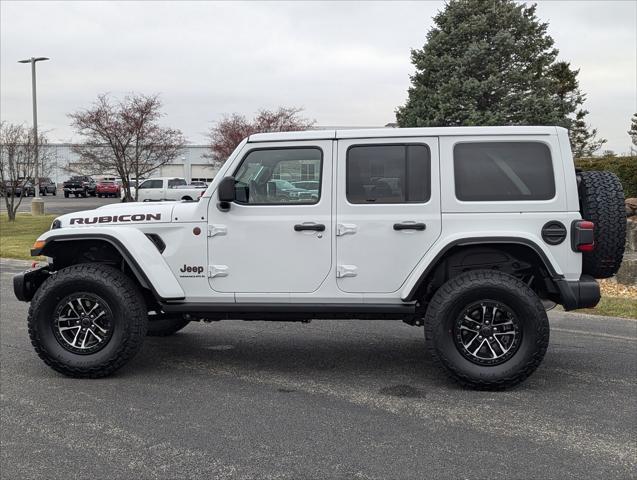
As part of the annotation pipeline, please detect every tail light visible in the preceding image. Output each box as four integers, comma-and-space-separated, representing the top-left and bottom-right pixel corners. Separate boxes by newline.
571, 220, 594, 252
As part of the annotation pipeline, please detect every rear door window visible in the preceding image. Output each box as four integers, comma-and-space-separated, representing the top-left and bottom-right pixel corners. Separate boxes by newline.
453, 142, 555, 201
346, 144, 431, 204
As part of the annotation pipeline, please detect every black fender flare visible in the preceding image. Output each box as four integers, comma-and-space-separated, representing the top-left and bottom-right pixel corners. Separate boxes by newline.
403, 236, 562, 302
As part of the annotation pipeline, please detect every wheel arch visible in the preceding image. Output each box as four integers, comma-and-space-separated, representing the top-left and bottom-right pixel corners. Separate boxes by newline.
34, 229, 185, 302
403, 237, 563, 303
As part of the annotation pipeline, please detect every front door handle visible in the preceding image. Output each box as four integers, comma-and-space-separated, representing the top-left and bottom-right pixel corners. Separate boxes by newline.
294, 223, 326, 232
393, 222, 426, 231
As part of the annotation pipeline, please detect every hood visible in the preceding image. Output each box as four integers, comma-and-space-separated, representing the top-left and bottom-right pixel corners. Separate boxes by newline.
54, 202, 175, 228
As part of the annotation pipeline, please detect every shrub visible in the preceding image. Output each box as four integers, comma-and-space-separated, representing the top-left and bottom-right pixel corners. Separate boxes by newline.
575, 156, 637, 198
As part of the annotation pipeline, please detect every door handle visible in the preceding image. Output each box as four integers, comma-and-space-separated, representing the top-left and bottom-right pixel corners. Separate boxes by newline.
294, 223, 326, 232
393, 222, 426, 231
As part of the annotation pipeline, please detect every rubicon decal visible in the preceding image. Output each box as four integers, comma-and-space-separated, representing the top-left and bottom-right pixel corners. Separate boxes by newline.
70, 213, 161, 225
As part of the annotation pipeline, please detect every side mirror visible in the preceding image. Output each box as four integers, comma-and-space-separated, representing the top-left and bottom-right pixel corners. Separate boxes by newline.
217, 176, 236, 211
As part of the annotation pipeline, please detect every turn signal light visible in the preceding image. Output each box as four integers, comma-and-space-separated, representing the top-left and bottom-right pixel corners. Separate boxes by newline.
32, 240, 45, 250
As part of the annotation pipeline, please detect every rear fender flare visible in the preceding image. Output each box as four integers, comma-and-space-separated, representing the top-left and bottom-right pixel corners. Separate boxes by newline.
401, 235, 563, 302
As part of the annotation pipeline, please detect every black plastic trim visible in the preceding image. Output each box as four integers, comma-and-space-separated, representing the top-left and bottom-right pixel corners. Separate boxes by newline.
145, 233, 166, 253
13, 266, 51, 302
34, 234, 184, 302
403, 236, 562, 301
555, 275, 600, 311
541, 221, 567, 245
160, 302, 417, 319
394, 222, 426, 231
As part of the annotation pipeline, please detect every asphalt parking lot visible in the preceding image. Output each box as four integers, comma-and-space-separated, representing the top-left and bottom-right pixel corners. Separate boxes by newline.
0, 193, 120, 215
0, 259, 635, 479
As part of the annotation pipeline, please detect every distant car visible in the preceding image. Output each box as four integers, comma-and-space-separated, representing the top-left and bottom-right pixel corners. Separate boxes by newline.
14, 180, 36, 197
63, 176, 96, 198
188, 181, 208, 188
292, 180, 320, 198
133, 177, 204, 202
0, 180, 18, 197
96, 181, 121, 198
271, 179, 317, 202
38, 177, 57, 196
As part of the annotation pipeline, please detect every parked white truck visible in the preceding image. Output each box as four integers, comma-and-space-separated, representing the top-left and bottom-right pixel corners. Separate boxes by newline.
129, 177, 206, 202
14, 126, 626, 389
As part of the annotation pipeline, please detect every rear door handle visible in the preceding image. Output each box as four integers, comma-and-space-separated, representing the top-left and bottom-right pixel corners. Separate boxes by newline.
393, 222, 426, 231
294, 223, 326, 232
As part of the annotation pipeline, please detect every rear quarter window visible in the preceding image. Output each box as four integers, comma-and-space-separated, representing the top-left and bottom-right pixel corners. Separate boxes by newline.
453, 142, 555, 201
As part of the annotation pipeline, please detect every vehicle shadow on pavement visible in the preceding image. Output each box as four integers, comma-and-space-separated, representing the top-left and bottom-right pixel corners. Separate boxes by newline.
124, 322, 496, 393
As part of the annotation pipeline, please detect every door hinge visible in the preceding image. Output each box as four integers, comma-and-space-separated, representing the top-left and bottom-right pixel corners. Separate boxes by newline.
208, 224, 227, 237
208, 265, 229, 278
336, 223, 358, 236
336, 265, 358, 278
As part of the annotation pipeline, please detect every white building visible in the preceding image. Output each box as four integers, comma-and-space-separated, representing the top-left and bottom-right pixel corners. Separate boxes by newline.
41, 144, 219, 184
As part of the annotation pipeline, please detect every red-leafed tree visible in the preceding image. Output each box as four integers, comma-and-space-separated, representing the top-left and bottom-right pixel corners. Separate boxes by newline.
208, 107, 315, 163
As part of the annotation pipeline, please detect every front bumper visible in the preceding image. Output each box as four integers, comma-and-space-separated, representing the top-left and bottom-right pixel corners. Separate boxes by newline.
13, 267, 51, 302
555, 275, 601, 311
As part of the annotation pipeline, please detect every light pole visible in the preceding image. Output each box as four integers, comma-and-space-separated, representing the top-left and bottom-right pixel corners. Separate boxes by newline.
18, 56, 49, 215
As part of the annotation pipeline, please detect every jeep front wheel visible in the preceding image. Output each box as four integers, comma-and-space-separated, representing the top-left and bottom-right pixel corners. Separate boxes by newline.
425, 270, 549, 390
28, 264, 148, 378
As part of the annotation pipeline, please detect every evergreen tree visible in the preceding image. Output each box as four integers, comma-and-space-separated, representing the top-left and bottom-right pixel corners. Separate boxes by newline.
397, 0, 605, 155
569, 109, 606, 158
629, 113, 637, 153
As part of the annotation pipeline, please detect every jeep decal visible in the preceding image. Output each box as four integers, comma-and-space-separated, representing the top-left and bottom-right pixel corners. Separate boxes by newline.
178, 264, 205, 278
70, 213, 161, 224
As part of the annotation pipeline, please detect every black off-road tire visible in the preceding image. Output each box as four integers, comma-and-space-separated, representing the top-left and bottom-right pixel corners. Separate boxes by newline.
147, 314, 191, 337
28, 264, 148, 378
578, 171, 626, 279
424, 270, 549, 390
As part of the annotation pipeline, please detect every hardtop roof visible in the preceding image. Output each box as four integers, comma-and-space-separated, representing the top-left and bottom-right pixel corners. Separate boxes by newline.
248, 126, 561, 143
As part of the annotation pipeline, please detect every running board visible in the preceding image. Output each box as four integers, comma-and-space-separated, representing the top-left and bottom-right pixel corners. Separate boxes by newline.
160, 302, 418, 320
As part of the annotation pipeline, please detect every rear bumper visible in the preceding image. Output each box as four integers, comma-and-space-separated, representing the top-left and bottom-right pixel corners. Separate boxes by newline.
555, 275, 601, 311
13, 267, 50, 302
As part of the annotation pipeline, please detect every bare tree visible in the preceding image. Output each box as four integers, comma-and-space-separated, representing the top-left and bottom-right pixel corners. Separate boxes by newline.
208, 107, 315, 163
0, 122, 48, 221
69, 93, 186, 201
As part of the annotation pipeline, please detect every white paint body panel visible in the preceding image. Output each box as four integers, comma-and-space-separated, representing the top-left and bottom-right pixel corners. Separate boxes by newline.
335, 137, 442, 293
42, 127, 584, 306
37, 226, 185, 299
207, 140, 333, 294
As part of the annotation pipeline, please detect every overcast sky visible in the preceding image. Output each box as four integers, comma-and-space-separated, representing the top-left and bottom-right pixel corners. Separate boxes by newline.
1, 1, 635, 153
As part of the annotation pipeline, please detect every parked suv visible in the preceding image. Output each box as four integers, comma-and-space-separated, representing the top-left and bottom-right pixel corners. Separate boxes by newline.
63, 175, 96, 198
38, 177, 57, 196
13, 127, 626, 389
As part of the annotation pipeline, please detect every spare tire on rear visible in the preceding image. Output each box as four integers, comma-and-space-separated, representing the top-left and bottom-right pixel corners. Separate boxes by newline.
577, 170, 626, 279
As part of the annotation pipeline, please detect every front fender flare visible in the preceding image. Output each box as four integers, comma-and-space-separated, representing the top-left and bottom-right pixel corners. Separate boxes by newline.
33, 227, 185, 301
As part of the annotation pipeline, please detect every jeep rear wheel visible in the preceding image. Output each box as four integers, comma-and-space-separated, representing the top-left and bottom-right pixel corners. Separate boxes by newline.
578, 170, 626, 278
28, 264, 147, 378
425, 270, 549, 390
147, 313, 190, 337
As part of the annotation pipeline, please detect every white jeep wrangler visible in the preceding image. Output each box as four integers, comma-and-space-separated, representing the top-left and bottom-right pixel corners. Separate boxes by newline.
14, 126, 626, 389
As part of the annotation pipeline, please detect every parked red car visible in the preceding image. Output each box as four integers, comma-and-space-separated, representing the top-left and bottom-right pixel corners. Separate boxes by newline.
96, 181, 121, 198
